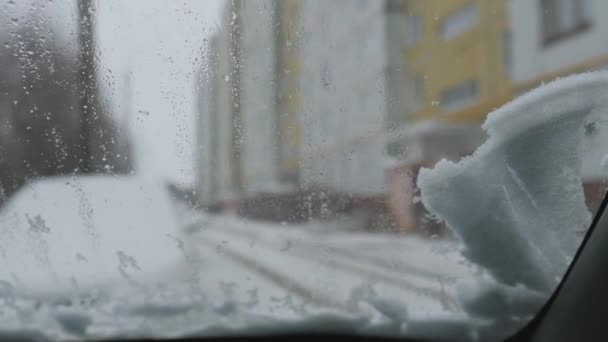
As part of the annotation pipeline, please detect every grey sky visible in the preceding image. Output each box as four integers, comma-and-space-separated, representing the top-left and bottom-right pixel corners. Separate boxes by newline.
96, 0, 222, 185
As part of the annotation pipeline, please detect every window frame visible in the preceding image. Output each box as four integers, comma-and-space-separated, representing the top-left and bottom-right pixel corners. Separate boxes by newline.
438, 2, 479, 41
540, 0, 593, 47
439, 79, 480, 113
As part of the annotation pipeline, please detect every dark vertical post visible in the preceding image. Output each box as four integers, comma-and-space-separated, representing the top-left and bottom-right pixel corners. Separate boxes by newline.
77, 0, 98, 173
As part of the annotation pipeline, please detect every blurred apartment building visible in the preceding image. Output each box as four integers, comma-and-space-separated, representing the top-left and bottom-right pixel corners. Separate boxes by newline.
297, 0, 406, 200
385, 0, 512, 169
197, 0, 413, 224
401, 0, 512, 123
196, 0, 301, 210
384, 0, 510, 231
195, 0, 508, 230
196, 0, 607, 227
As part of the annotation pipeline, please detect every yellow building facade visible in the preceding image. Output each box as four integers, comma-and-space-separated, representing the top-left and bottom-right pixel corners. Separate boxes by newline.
403, 0, 512, 123
275, 0, 301, 183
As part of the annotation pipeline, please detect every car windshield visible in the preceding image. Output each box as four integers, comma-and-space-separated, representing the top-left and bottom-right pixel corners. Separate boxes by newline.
0, 0, 607, 340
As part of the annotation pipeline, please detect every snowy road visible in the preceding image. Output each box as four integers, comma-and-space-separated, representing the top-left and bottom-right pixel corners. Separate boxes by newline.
181, 214, 478, 322
0, 177, 480, 340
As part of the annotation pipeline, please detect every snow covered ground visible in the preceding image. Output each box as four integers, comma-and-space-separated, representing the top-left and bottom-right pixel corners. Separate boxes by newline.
0, 176, 479, 340
184, 213, 475, 314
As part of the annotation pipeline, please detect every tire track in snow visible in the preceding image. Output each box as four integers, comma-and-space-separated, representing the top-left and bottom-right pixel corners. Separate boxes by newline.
292, 240, 463, 282
195, 238, 351, 312
200, 220, 463, 281
204, 221, 463, 283
196, 225, 459, 310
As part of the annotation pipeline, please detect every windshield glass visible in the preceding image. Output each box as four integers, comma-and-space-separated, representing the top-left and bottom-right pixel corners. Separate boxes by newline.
0, 0, 607, 340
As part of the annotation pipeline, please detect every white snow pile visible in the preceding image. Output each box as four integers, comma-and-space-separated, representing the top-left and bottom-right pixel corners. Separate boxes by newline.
0, 175, 184, 297
418, 72, 608, 325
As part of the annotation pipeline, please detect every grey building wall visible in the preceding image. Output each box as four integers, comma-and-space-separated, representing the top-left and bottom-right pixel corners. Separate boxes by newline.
238, 0, 282, 194
298, 0, 404, 196
195, 34, 219, 204
196, 0, 292, 203
197, 0, 409, 202
212, 2, 242, 203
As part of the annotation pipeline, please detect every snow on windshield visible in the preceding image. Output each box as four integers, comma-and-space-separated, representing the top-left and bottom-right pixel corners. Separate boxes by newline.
418, 72, 608, 334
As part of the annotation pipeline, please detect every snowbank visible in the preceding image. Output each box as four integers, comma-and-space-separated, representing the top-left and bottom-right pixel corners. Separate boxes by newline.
418, 72, 608, 323
0, 175, 184, 296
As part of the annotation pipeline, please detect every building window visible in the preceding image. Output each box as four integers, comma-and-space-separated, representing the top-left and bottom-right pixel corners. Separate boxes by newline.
409, 75, 423, 113
439, 3, 478, 40
440, 79, 479, 113
405, 13, 422, 46
540, 0, 593, 46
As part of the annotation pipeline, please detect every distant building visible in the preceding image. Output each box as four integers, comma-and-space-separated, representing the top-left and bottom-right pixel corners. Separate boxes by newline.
298, 0, 407, 198
195, 34, 219, 205
196, 0, 301, 209
197, 2, 242, 208
402, 0, 512, 123
274, 0, 302, 185
238, 0, 283, 195
383, 0, 506, 231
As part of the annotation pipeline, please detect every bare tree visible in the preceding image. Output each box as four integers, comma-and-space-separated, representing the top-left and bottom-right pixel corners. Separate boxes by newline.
0, 6, 133, 205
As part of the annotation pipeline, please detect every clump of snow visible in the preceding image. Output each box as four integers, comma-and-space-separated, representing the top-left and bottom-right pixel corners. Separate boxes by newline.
483, 72, 608, 144
418, 72, 608, 320
455, 273, 545, 320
